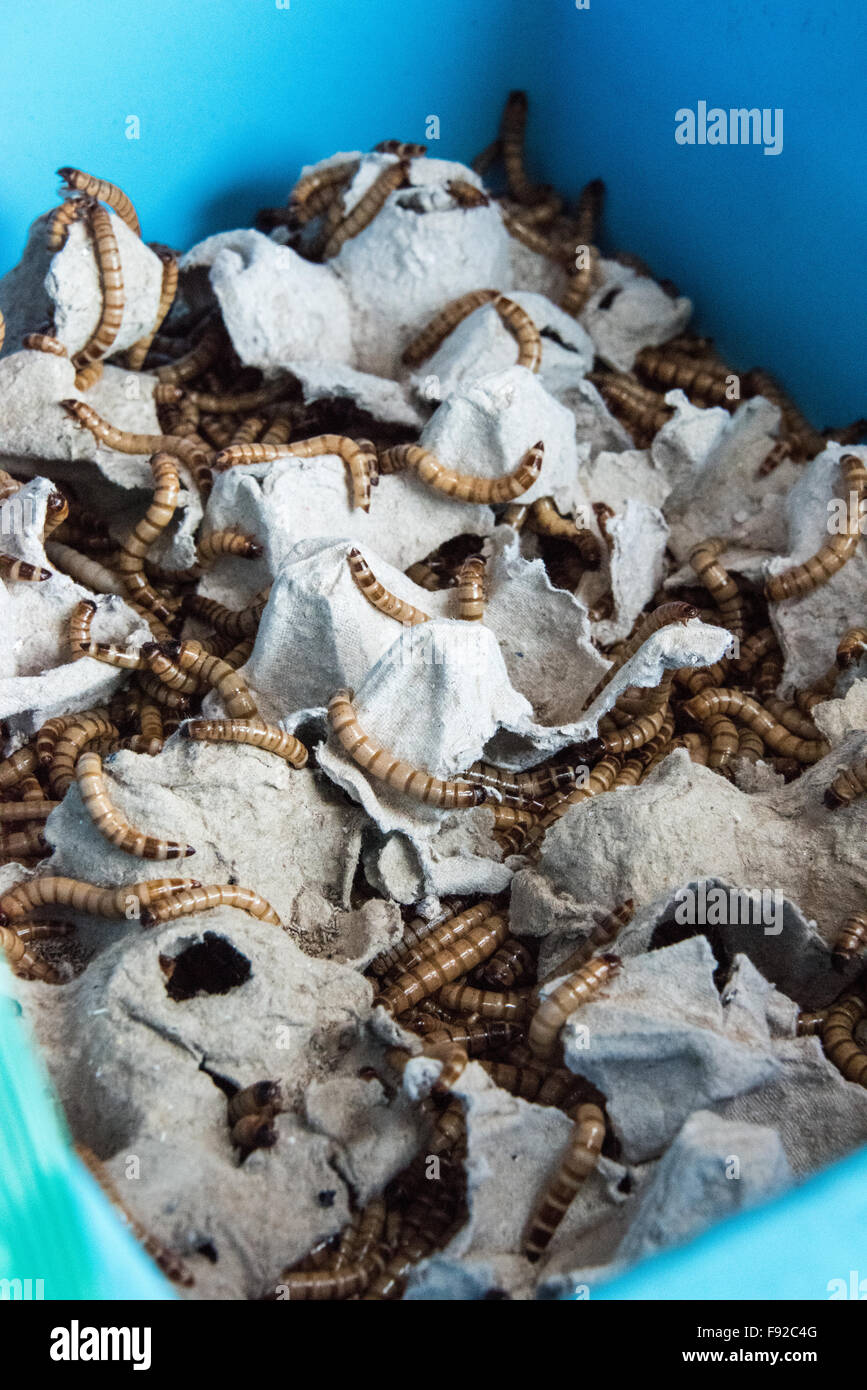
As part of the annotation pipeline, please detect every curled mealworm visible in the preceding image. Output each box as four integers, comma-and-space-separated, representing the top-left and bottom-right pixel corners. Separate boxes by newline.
346, 548, 429, 625
76, 751, 194, 860
824, 758, 867, 810
60, 400, 213, 494
402, 290, 541, 371
690, 539, 746, 638
0, 924, 61, 981
378, 440, 543, 504
582, 602, 700, 710
328, 688, 485, 809
683, 689, 829, 764
455, 554, 486, 621
523, 1103, 606, 1258
602, 706, 669, 756
529, 953, 621, 1059
181, 717, 308, 768
22, 332, 67, 357
700, 713, 740, 773
528, 497, 600, 567
0, 875, 202, 922
57, 168, 141, 237
0, 745, 38, 791
0, 554, 52, 583
290, 159, 361, 210
145, 640, 257, 718
126, 245, 179, 370
136, 671, 190, 712
372, 913, 509, 1015
139, 883, 281, 928
73, 203, 124, 368
48, 710, 119, 797
822, 995, 867, 1086
832, 913, 867, 964
215, 435, 376, 512
474, 937, 535, 990
321, 158, 409, 259
766, 455, 866, 601
46, 197, 85, 251
114, 451, 180, 618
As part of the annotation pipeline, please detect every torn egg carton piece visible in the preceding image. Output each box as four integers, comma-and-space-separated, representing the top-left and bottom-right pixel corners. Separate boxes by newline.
404, 291, 594, 406
812, 677, 867, 746
582, 446, 670, 514
505, 227, 569, 306
762, 445, 867, 692
325, 153, 512, 377
0, 477, 150, 733
549, 376, 635, 461
180, 229, 354, 370
583, 498, 669, 646
579, 257, 692, 371
279, 360, 424, 432
0, 211, 163, 361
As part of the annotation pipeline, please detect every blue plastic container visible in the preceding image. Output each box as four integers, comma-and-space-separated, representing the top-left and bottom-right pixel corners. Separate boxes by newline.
0, 0, 864, 1299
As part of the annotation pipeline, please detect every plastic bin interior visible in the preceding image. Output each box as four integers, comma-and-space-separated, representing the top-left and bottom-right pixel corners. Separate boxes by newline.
1, 0, 864, 1299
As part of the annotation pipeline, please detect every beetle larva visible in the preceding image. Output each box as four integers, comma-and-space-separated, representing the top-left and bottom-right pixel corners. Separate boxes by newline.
0, 924, 61, 981
635, 347, 736, 408
181, 715, 307, 767
230, 1112, 277, 1152
683, 689, 829, 764
260, 416, 293, 447
75, 1145, 194, 1286
401, 290, 541, 372
822, 995, 867, 1087
373, 140, 427, 157
409, 1015, 524, 1056
474, 938, 535, 990
831, 913, 867, 964
154, 320, 224, 385
215, 435, 376, 512
529, 497, 601, 568
228, 416, 266, 448
0, 744, 38, 791
378, 440, 543, 505
837, 627, 867, 668
447, 180, 490, 209
42, 490, 70, 542
490, 295, 543, 371
689, 539, 746, 638
523, 1102, 606, 1259
72, 360, 104, 391
146, 640, 257, 718
59, 400, 213, 494
0, 800, 59, 823
435, 982, 529, 1021
797, 1008, 828, 1036
0, 468, 21, 502
139, 883, 281, 928
0, 554, 52, 583
765, 455, 866, 602
372, 914, 509, 1015
824, 758, 867, 810
76, 751, 194, 860
733, 626, 777, 675
196, 529, 263, 566
480, 1059, 588, 1111
68, 598, 96, 658
555, 901, 635, 979
0, 876, 201, 922
582, 602, 699, 710
346, 548, 430, 625
379, 902, 497, 980
455, 554, 486, 621
602, 706, 669, 756
588, 370, 674, 443
136, 671, 190, 712
126, 245, 179, 370
21, 332, 67, 357
0, 825, 48, 863
45, 542, 125, 596
700, 713, 740, 773
57, 168, 141, 237
516, 755, 623, 860
499, 90, 542, 206
186, 590, 270, 641
227, 1080, 282, 1126
290, 158, 360, 211
529, 953, 621, 1060
736, 727, 765, 763
46, 197, 85, 251
183, 380, 293, 415
742, 369, 826, 461
71, 203, 124, 368
48, 710, 119, 797
321, 157, 409, 260
328, 689, 486, 809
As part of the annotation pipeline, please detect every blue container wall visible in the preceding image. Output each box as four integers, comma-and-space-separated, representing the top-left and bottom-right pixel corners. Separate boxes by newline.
1, 1, 864, 422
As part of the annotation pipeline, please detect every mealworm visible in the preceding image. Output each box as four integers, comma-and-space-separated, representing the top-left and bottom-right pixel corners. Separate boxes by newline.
179, 717, 306, 772
215, 435, 375, 512
71, 203, 124, 368
824, 758, 867, 810
346, 548, 429, 625
290, 159, 360, 210
762, 695, 822, 740
321, 158, 409, 259
229, 416, 266, 448
474, 938, 535, 990
261, 416, 293, 447
76, 1144, 193, 1287
183, 380, 294, 415
378, 440, 543, 505
22, 332, 67, 357
73, 360, 104, 391
742, 369, 825, 461
401, 290, 541, 371
701, 713, 740, 773
0, 825, 48, 862
227, 1080, 282, 1126
373, 140, 427, 157
690, 539, 746, 638
115, 452, 180, 602
683, 689, 829, 764
490, 804, 538, 836
409, 1016, 524, 1056
372, 913, 509, 1015
42, 491, 70, 542
0, 801, 58, 823
68, 598, 96, 658
529, 953, 621, 1059
367, 899, 471, 978
60, 400, 213, 494
0, 876, 201, 922
136, 671, 190, 712
329, 689, 486, 808
45, 542, 125, 595
733, 626, 777, 675
76, 750, 194, 860
57, 168, 141, 237
523, 1103, 605, 1259
555, 901, 635, 979
154, 321, 224, 385
832, 913, 867, 964
35, 716, 77, 767
0, 554, 51, 583
49, 710, 119, 797
0, 469, 21, 502
499, 90, 542, 205
528, 498, 601, 567
0, 925, 61, 981
837, 627, 867, 667
588, 371, 674, 443
602, 706, 669, 756
766, 455, 866, 601
797, 1009, 828, 1036
480, 1059, 588, 1112
196, 529, 262, 566
46, 197, 85, 251
456, 554, 486, 621
822, 995, 867, 1087
0, 745, 38, 791
736, 727, 765, 763
446, 180, 490, 208
392, 1038, 469, 1094
146, 640, 257, 718
279, 1244, 384, 1301
185, 591, 270, 640
126, 245, 179, 371
378, 901, 496, 980
514, 755, 622, 860
80, 640, 146, 671
139, 883, 281, 928
582, 602, 700, 709
635, 347, 735, 407
435, 982, 529, 1021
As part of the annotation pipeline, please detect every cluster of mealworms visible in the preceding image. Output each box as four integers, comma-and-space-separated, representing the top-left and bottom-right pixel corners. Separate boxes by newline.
2, 101, 865, 1299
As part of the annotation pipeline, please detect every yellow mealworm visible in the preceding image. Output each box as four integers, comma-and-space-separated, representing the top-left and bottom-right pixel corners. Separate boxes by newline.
0, 925, 60, 981
683, 689, 829, 764
389, 1037, 470, 1094
321, 158, 409, 259
499, 90, 541, 205
822, 995, 867, 1087
261, 416, 293, 447
529, 953, 621, 1059
766, 455, 866, 602
797, 1009, 828, 1036
60, 400, 213, 494
582, 602, 699, 709
378, 440, 543, 505
367, 899, 471, 978
42, 491, 70, 542
0, 745, 38, 791
555, 901, 635, 979
68, 598, 96, 658
602, 706, 668, 756
837, 627, 867, 668
48, 711, 119, 797
491, 804, 538, 834
832, 914, 867, 963
528, 498, 601, 567
403, 560, 447, 590
183, 380, 294, 414
146, 641, 257, 718
181, 717, 307, 768
465, 758, 587, 805
373, 914, 509, 1015
290, 159, 360, 209
435, 982, 529, 1021
346, 548, 429, 624
328, 688, 485, 809
523, 1102, 605, 1258
0, 875, 201, 922
690, 539, 746, 638
228, 416, 266, 447
378, 901, 495, 980
409, 1016, 524, 1056
373, 140, 427, 157
516, 754, 622, 860
227, 1080, 282, 1126
447, 180, 490, 208
0, 825, 48, 862
76, 751, 194, 860
588, 371, 673, 443
402, 290, 541, 371
215, 434, 375, 511
136, 671, 190, 712
824, 758, 867, 810
154, 321, 224, 386
46, 197, 85, 251
139, 883, 281, 928
73, 360, 104, 391
0, 469, 21, 502
701, 713, 740, 773
502, 502, 528, 530
126, 245, 179, 370
456, 554, 486, 621
0, 554, 51, 583
72, 203, 124, 367
480, 1059, 588, 1111
733, 626, 777, 675
736, 727, 765, 763
474, 937, 535, 990
58, 168, 141, 237
115, 451, 180, 592
22, 332, 67, 357
196, 529, 262, 566
0, 801, 58, 823
762, 696, 822, 741
635, 347, 735, 407
186, 591, 270, 640
76, 1145, 193, 1286
45, 542, 125, 595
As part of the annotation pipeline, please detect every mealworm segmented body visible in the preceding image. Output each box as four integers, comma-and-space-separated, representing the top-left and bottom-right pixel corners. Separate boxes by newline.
635, 347, 735, 407
824, 758, 867, 810
68, 599, 96, 658
588, 371, 674, 443
435, 982, 529, 1021
46, 197, 85, 251
683, 689, 829, 764
328, 689, 485, 809
185, 590, 270, 640
215, 435, 376, 512
766, 455, 866, 602
837, 627, 867, 668
583, 602, 699, 710
832, 913, 867, 964
0, 554, 51, 583
402, 289, 542, 372
0, 745, 38, 791
22, 333, 67, 357
529, 953, 622, 1059
196, 529, 262, 565
126, 245, 179, 370
515, 755, 623, 860
347, 548, 429, 624
145, 640, 257, 718
0, 825, 48, 863
57, 168, 141, 237
822, 995, 867, 1086
456, 554, 486, 621
73, 204, 124, 367
528, 498, 601, 567
474, 937, 535, 989
379, 901, 496, 980
60, 400, 213, 494
524, 1103, 606, 1259
378, 440, 543, 504
0, 801, 59, 823
373, 914, 509, 1015
49, 710, 118, 797
602, 706, 669, 756
181, 717, 307, 768
139, 883, 281, 928
76, 751, 194, 860
0, 876, 202, 922
321, 158, 409, 259
690, 539, 746, 638
409, 1016, 524, 1056
0, 925, 61, 981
